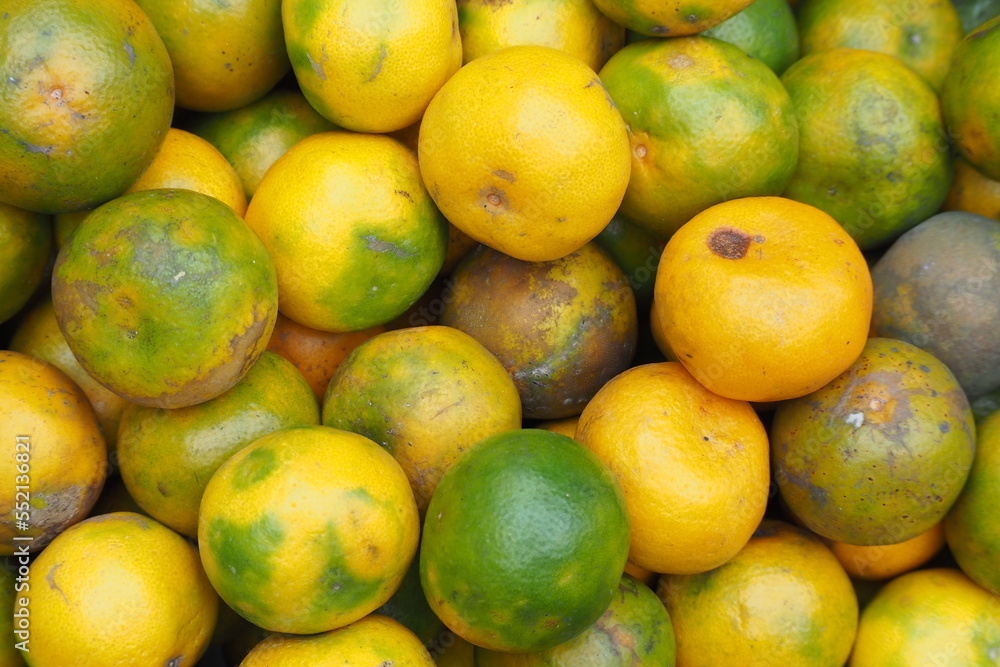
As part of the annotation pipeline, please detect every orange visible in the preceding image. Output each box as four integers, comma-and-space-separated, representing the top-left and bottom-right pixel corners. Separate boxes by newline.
0, 566, 26, 667
124, 127, 247, 216
10, 299, 129, 451
186, 88, 337, 198
850, 568, 1000, 666
421, 429, 630, 652
771, 337, 976, 546
535, 416, 580, 439
598, 36, 799, 239
418, 45, 631, 262
282, 0, 461, 133
576, 361, 770, 574
653, 196, 873, 403
244, 132, 448, 333
590, 0, 754, 36
117, 351, 319, 537
322, 325, 522, 512
457, 0, 625, 71
658, 520, 858, 667
439, 243, 637, 419
944, 157, 1000, 220
134, 0, 289, 112
0, 350, 107, 554
0, 0, 173, 214
946, 408, 1000, 594
0, 202, 50, 325
781, 47, 952, 250
701, 0, 801, 75
266, 312, 385, 400
474, 573, 675, 665
797, 0, 964, 92
51, 189, 278, 408
942, 15, 1000, 182
241, 614, 435, 666
829, 522, 946, 580
198, 425, 420, 634
24, 512, 218, 666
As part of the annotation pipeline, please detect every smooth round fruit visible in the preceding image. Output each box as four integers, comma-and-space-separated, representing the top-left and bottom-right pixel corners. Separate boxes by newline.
0, 351, 107, 554
870, 211, 1000, 398
0, 203, 49, 325
590, 0, 754, 36
781, 48, 952, 250
946, 409, 1000, 594
117, 351, 319, 537
241, 614, 435, 666
653, 196, 873, 403
420, 429, 630, 652
124, 127, 247, 216
942, 16, 1000, 181
24, 512, 219, 667
283, 0, 461, 133
10, 299, 128, 450
439, 243, 637, 420
418, 45, 631, 262
849, 568, 1000, 666
198, 425, 420, 634
187, 88, 338, 198
797, 0, 964, 91
474, 573, 675, 666
598, 37, 798, 239
829, 521, 946, 581
51, 189, 278, 408
457, 0, 625, 71
135, 0, 289, 112
576, 361, 770, 574
322, 325, 521, 512
659, 520, 858, 667
244, 132, 447, 333
701, 0, 800, 75
945, 157, 1000, 221
0, 0, 174, 214
772, 337, 976, 545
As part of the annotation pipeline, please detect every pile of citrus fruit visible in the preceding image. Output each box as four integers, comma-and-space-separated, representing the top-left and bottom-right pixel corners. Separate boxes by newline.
2, 0, 1000, 664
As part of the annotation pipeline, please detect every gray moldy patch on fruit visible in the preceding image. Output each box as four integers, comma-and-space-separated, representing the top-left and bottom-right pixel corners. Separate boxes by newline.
708, 227, 751, 259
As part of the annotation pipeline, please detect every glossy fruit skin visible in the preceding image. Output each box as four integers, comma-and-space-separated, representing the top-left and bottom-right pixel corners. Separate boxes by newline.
0, 0, 174, 214
870, 211, 1000, 399
51, 189, 278, 409
420, 429, 630, 652
772, 338, 976, 546
439, 243, 637, 420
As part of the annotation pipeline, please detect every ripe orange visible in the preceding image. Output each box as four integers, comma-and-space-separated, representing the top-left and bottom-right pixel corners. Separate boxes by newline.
51, 188, 278, 408
198, 425, 420, 634
124, 127, 247, 216
829, 521, 946, 580
0, 0, 174, 214
420, 429, 630, 652
0, 202, 50, 325
418, 45, 631, 262
658, 520, 858, 667
0, 350, 107, 554
781, 47, 952, 249
944, 157, 1000, 220
591, 0, 754, 36
653, 196, 873, 403
457, 0, 625, 71
282, 0, 461, 133
134, 0, 289, 112
576, 361, 770, 574
598, 36, 799, 239
244, 132, 448, 333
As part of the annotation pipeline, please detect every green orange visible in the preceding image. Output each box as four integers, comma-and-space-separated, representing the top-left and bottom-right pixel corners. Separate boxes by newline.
701, 0, 800, 74
322, 325, 522, 512
198, 425, 420, 634
0, 0, 174, 214
117, 351, 319, 537
187, 88, 338, 198
590, 0, 754, 36
0, 202, 50, 325
439, 243, 637, 420
420, 428, 630, 652
771, 337, 976, 545
598, 36, 799, 239
51, 189, 279, 409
